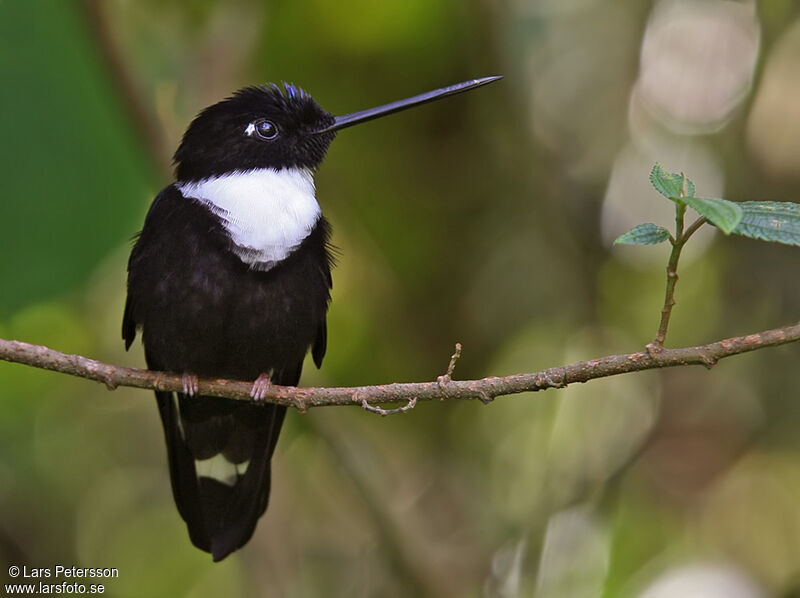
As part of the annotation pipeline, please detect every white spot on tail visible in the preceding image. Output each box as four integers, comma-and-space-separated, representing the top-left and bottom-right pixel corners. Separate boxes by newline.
195, 454, 251, 487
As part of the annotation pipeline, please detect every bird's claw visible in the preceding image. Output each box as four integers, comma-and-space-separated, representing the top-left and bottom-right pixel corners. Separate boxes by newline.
250, 373, 272, 401
182, 372, 199, 396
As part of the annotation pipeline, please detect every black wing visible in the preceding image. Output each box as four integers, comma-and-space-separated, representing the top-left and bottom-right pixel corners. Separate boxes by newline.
121, 188, 172, 351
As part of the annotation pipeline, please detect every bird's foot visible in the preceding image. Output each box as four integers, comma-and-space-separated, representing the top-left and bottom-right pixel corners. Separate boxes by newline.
250, 373, 272, 401
182, 372, 199, 397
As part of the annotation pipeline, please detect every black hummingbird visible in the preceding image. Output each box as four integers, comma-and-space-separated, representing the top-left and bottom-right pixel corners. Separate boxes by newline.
122, 75, 501, 561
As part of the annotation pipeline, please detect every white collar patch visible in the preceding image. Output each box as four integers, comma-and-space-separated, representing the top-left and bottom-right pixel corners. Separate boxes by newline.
177, 168, 320, 270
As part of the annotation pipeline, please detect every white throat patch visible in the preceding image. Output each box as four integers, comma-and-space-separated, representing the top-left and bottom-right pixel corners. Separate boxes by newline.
177, 168, 320, 270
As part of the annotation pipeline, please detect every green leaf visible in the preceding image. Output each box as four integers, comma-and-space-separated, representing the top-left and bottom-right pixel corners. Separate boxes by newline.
649, 164, 695, 201
683, 197, 742, 234
731, 201, 800, 246
614, 223, 671, 246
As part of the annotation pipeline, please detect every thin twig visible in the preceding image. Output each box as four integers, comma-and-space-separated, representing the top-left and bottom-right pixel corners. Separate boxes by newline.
361, 397, 418, 416
682, 216, 707, 242
652, 202, 686, 348
445, 343, 462, 378
437, 343, 462, 391
2, 324, 798, 409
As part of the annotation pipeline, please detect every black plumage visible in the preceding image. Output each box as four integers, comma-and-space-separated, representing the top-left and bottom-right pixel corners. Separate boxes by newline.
123, 186, 332, 560
122, 76, 500, 561
124, 84, 335, 561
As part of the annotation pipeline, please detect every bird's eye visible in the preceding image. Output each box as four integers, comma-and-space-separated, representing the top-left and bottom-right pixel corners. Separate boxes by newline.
250, 119, 278, 141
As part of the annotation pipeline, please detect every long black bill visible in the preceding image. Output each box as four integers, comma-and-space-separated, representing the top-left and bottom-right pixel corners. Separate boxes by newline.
314, 75, 502, 134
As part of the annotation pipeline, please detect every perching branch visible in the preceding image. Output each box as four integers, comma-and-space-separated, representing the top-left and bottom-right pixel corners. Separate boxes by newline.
2, 325, 799, 411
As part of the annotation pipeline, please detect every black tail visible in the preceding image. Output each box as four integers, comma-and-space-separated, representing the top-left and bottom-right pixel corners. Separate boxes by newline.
155, 368, 296, 561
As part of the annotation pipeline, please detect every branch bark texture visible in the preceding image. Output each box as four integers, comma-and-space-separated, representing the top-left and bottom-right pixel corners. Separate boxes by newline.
2, 324, 799, 412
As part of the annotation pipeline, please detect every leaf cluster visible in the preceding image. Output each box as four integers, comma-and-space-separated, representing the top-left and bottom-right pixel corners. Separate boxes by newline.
615, 164, 800, 247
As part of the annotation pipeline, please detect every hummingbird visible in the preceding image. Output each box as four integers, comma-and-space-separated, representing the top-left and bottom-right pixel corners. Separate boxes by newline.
122, 75, 501, 561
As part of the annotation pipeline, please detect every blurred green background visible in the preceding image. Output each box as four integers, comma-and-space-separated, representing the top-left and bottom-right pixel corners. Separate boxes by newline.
2, 0, 800, 596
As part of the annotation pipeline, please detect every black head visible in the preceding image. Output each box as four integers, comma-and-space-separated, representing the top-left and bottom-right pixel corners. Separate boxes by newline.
174, 76, 503, 182
174, 83, 336, 182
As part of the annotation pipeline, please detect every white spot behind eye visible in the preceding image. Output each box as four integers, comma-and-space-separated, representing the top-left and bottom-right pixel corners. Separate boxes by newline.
245, 122, 256, 136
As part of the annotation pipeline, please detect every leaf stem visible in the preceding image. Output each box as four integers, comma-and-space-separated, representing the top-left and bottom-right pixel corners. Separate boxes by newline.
682, 216, 707, 243
651, 204, 705, 348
